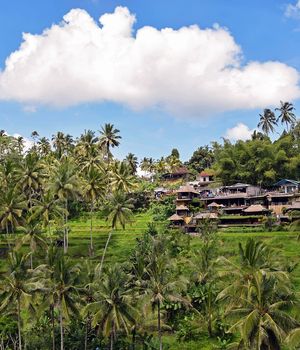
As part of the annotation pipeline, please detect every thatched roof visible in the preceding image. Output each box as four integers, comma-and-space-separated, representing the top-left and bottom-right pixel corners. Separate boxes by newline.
194, 212, 218, 219
285, 201, 300, 211
176, 205, 189, 211
243, 204, 268, 213
207, 202, 221, 207
168, 214, 184, 221
176, 185, 199, 194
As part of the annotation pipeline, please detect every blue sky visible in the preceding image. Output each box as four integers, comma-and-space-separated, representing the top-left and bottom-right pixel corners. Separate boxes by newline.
0, 0, 300, 160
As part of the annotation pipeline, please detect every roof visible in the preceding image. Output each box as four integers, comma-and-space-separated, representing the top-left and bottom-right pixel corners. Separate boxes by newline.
154, 187, 167, 193
285, 201, 300, 211
243, 204, 268, 213
199, 171, 214, 177
273, 179, 300, 187
176, 185, 199, 194
222, 183, 251, 189
171, 166, 189, 175
176, 205, 190, 211
207, 202, 221, 207
168, 214, 184, 221
194, 212, 218, 219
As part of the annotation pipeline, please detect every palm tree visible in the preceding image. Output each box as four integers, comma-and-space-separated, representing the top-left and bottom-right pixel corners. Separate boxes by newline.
99, 123, 121, 161
98, 192, 134, 274
125, 153, 138, 175
17, 220, 47, 269
49, 158, 81, 253
37, 137, 52, 157
110, 160, 136, 193
43, 250, 82, 350
228, 271, 299, 350
30, 191, 66, 236
257, 109, 277, 135
83, 167, 105, 255
217, 238, 288, 306
276, 101, 296, 131
84, 264, 136, 350
0, 187, 27, 236
52, 132, 66, 159
16, 153, 44, 208
144, 238, 188, 350
0, 251, 43, 350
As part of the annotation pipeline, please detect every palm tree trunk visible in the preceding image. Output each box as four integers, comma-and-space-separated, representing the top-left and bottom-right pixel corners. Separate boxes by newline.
84, 318, 88, 350
99, 230, 113, 274
64, 199, 68, 254
59, 297, 64, 350
158, 302, 162, 350
30, 253, 33, 270
89, 202, 94, 256
6, 222, 11, 249
17, 297, 22, 350
110, 331, 114, 350
51, 304, 56, 350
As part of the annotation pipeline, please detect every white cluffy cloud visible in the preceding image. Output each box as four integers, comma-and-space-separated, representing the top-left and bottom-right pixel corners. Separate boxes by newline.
285, 0, 300, 18
224, 123, 255, 141
0, 6, 299, 115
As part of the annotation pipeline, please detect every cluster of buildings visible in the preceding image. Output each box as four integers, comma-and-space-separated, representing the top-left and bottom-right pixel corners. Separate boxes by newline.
157, 171, 300, 232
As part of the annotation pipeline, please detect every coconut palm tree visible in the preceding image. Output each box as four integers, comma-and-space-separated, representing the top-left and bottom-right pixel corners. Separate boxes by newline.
52, 132, 66, 159
99, 123, 121, 161
16, 153, 45, 208
110, 160, 136, 193
49, 158, 81, 253
43, 251, 82, 350
0, 187, 27, 235
276, 101, 296, 131
0, 251, 43, 350
257, 109, 277, 135
17, 220, 47, 269
144, 238, 188, 350
125, 153, 138, 175
83, 167, 105, 255
30, 191, 66, 235
37, 137, 52, 157
228, 271, 299, 350
98, 192, 134, 274
84, 264, 136, 350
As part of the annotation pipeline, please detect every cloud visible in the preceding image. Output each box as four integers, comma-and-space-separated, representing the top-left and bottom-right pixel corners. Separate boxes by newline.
3, 132, 34, 152
0, 6, 299, 115
22, 105, 37, 113
285, 0, 300, 18
224, 123, 255, 141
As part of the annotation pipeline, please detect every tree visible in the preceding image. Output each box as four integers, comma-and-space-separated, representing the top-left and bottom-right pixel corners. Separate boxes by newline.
83, 167, 105, 255
84, 265, 136, 350
0, 251, 42, 350
0, 187, 27, 235
17, 220, 47, 269
99, 123, 121, 161
98, 192, 134, 275
125, 153, 138, 175
49, 158, 81, 253
45, 251, 82, 350
110, 160, 136, 193
37, 137, 52, 157
228, 271, 299, 350
276, 101, 296, 131
257, 109, 277, 135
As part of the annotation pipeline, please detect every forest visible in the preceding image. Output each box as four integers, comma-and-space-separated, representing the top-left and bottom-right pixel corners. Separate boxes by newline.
0, 102, 300, 350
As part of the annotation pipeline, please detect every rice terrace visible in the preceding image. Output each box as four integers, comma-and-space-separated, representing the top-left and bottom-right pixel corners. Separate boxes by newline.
0, 1, 300, 349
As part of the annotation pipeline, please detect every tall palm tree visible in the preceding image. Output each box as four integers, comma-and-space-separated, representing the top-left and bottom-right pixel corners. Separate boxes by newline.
83, 167, 105, 255
110, 160, 136, 193
17, 220, 47, 269
228, 271, 299, 350
99, 123, 121, 161
98, 192, 134, 274
84, 264, 136, 350
30, 191, 66, 235
49, 158, 81, 253
42, 250, 82, 350
16, 153, 45, 208
144, 238, 188, 350
0, 187, 27, 235
125, 153, 138, 175
0, 251, 43, 350
52, 132, 66, 159
276, 101, 296, 131
37, 137, 52, 157
257, 109, 277, 135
